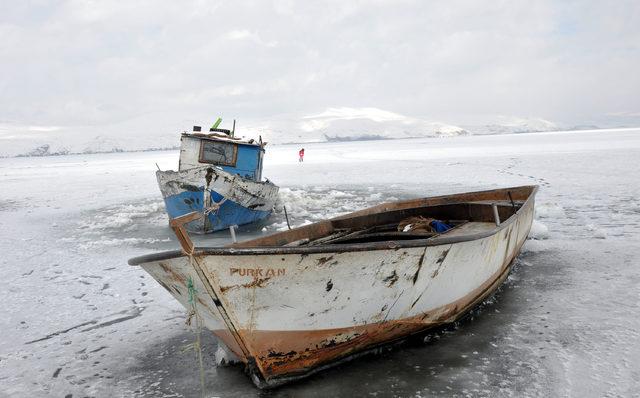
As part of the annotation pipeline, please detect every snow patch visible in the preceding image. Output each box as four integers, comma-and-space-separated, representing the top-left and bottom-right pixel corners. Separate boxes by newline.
79, 201, 165, 232
215, 343, 240, 366
71, 200, 170, 249
586, 224, 607, 239
536, 203, 566, 219
269, 187, 399, 231
529, 220, 550, 240
522, 239, 547, 253
77, 237, 171, 250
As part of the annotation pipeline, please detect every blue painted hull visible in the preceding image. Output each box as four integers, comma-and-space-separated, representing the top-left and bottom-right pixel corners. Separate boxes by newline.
163, 188, 272, 233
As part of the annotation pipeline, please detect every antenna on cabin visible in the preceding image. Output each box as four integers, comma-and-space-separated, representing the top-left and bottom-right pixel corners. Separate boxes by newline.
232, 119, 236, 138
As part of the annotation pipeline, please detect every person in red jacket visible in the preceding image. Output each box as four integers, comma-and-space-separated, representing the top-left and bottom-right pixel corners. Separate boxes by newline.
299, 148, 305, 162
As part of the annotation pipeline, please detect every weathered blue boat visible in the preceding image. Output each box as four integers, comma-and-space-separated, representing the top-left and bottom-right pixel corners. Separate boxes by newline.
157, 122, 279, 233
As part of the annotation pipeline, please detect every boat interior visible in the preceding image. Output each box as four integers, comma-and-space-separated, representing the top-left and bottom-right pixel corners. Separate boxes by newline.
127, 186, 536, 264
233, 197, 527, 248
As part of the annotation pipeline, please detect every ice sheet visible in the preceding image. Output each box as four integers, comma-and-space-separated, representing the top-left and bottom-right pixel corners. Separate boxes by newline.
0, 129, 639, 397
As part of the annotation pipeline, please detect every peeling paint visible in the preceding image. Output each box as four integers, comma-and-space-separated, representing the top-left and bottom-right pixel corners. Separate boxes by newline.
325, 280, 333, 292
132, 185, 538, 388
316, 256, 334, 266
383, 270, 399, 287
157, 166, 279, 212
412, 247, 428, 284
431, 247, 451, 278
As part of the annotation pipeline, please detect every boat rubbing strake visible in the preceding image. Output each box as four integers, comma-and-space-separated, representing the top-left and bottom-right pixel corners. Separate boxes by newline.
129, 185, 538, 388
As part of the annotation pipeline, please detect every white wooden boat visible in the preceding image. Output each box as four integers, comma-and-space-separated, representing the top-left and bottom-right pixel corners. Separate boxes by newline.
129, 185, 538, 388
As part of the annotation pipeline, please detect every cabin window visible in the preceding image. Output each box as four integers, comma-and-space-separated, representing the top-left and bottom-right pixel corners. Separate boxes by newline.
199, 140, 237, 166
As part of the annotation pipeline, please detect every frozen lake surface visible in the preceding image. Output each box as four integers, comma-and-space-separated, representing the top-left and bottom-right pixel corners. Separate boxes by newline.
1, 129, 639, 397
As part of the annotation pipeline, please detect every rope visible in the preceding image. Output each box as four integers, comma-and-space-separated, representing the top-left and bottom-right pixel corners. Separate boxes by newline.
204, 197, 227, 216
186, 272, 206, 397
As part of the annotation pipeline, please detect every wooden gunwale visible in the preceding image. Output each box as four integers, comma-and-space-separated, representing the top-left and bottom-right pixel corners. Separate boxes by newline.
128, 185, 537, 265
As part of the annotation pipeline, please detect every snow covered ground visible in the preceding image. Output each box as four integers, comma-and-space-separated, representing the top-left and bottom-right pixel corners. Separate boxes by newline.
1, 128, 639, 397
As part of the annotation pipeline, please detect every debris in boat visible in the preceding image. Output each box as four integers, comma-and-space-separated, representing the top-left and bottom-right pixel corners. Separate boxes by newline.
398, 216, 452, 233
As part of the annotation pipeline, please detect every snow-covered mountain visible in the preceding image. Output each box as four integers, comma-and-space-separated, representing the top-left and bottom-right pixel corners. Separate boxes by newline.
0, 109, 573, 157
245, 108, 468, 145
466, 116, 560, 135
0, 118, 184, 158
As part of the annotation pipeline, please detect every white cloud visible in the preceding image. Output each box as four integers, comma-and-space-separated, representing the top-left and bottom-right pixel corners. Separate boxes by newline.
225, 29, 253, 40
0, 0, 638, 131
224, 29, 278, 47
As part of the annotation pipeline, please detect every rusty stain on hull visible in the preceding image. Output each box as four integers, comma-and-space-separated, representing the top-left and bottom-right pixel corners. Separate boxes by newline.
220, 277, 272, 293
247, 243, 519, 381
129, 185, 538, 388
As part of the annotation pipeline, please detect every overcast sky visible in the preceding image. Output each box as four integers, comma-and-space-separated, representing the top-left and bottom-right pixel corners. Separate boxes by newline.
1, 0, 639, 128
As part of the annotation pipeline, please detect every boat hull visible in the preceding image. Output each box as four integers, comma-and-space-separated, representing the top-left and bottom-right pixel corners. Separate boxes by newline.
157, 166, 279, 233
135, 187, 535, 387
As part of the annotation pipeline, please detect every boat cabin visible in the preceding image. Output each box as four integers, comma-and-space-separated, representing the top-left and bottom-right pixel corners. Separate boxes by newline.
178, 128, 265, 181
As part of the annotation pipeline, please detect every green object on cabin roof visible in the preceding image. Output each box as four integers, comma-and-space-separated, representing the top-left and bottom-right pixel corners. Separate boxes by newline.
211, 117, 222, 130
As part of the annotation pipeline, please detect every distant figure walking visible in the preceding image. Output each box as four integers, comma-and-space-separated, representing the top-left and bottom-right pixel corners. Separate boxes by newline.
299, 148, 305, 162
